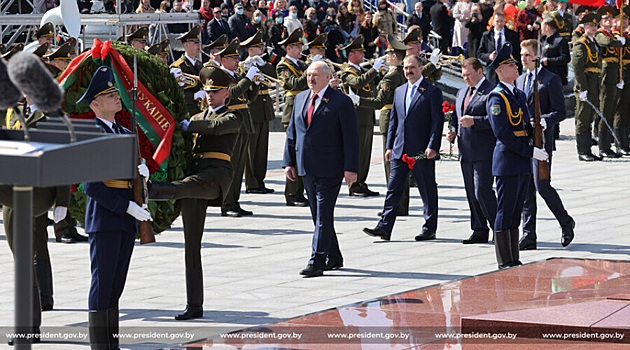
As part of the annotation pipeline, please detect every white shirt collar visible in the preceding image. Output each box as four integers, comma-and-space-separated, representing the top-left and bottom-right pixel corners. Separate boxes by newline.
502, 81, 516, 94
349, 62, 362, 71
473, 77, 485, 90
311, 84, 329, 100
408, 76, 423, 91
212, 105, 225, 113
286, 56, 300, 66
185, 53, 197, 65
222, 67, 236, 77
494, 28, 505, 36
96, 117, 115, 131
558, 9, 564, 16
526, 66, 542, 75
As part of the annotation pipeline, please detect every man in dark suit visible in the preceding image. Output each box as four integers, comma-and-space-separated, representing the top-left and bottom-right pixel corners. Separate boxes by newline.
477, 14, 521, 84
78, 66, 153, 349
485, 43, 548, 269
229, 3, 256, 59
446, 58, 497, 245
516, 39, 574, 250
207, 6, 230, 42
406, 2, 432, 42
283, 61, 360, 277
363, 55, 444, 242
429, 0, 453, 55
541, 18, 570, 86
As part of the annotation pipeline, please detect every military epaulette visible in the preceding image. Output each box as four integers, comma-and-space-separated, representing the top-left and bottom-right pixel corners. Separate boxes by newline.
490, 85, 506, 94
577, 36, 590, 45
171, 57, 185, 68
596, 29, 615, 40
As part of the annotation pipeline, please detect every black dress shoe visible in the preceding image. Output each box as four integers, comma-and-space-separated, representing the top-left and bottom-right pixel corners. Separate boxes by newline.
324, 260, 343, 271
300, 265, 324, 277
578, 153, 601, 162
221, 209, 242, 217
349, 190, 369, 197
59, 233, 75, 244
518, 236, 537, 250
462, 234, 488, 244
561, 217, 575, 247
364, 188, 379, 197
175, 306, 203, 320
68, 228, 88, 242
414, 231, 436, 241
286, 199, 309, 207
236, 206, 253, 216
600, 149, 622, 158
363, 226, 390, 241
246, 187, 275, 194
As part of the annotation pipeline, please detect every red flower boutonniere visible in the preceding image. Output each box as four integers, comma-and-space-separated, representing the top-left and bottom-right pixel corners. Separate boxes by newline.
419, 87, 426, 93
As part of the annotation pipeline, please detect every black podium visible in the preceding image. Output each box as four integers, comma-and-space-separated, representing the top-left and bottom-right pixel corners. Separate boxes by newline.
0, 120, 136, 349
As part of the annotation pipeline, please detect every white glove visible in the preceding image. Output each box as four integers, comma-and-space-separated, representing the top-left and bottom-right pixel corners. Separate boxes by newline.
533, 147, 549, 161
251, 55, 265, 66
540, 117, 547, 130
193, 90, 206, 101
578, 90, 588, 101
180, 119, 191, 131
246, 66, 260, 81
430, 48, 442, 67
170, 67, 185, 86
347, 88, 360, 105
126, 201, 153, 221
617, 81, 625, 89
137, 163, 149, 179
53, 206, 67, 223
372, 56, 386, 71
618, 36, 627, 45
311, 54, 323, 62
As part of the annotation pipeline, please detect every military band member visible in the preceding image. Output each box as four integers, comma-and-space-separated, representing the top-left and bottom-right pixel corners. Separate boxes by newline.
241, 31, 276, 194
615, 9, 630, 155
203, 34, 228, 68
306, 34, 328, 64
340, 35, 384, 197
147, 38, 170, 65
126, 26, 149, 50
573, 13, 602, 161
403, 27, 442, 84
551, 1, 573, 41
0, 44, 5, 55
170, 25, 204, 117
485, 43, 548, 269
595, 5, 624, 158
35, 22, 55, 46
31, 42, 49, 58
77, 66, 153, 349
1, 43, 24, 61
354, 34, 411, 213
516, 39, 574, 250
219, 39, 261, 217
277, 28, 310, 207
43, 39, 75, 78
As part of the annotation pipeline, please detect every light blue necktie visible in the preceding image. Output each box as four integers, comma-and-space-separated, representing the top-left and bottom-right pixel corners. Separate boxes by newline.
406, 85, 416, 114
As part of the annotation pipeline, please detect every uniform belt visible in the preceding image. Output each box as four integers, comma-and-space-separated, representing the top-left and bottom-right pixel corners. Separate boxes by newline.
513, 130, 528, 137
622, 59, 630, 64
381, 104, 393, 111
603, 57, 619, 63
228, 104, 247, 110
284, 90, 302, 96
259, 89, 270, 94
192, 152, 231, 161
585, 67, 601, 73
103, 180, 132, 189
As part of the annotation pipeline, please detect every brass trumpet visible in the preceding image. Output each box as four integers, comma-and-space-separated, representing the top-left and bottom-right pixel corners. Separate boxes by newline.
419, 52, 465, 65
361, 56, 390, 74
175, 72, 201, 88
252, 72, 282, 86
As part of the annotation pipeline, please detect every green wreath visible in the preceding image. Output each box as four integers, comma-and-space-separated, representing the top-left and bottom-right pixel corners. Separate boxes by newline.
64, 42, 193, 233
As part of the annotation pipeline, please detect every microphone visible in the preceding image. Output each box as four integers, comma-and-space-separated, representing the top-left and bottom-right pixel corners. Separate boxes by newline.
0, 57, 30, 141
8, 52, 76, 143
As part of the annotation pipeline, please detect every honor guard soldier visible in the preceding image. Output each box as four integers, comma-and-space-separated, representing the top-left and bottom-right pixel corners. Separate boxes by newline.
276, 28, 310, 207
217, 38, 261, 217
595, 5, 625, 158
551, 1, 573, 42
340, 35, 384, 197
615, 8, 630, 155
486, 43, 548, 269
241, 31, 277, 194
204, 34, 229, 68
148, 67, 243, 320
77, 66, 153, 349
403, 27, 442, 83
572, 6, 596, 43
573, 12, 602, 161
35, 22, 55, 46
126, 26, 149, 50
43, 39, 75, 77
171, 25, 204, 117
147, 38, 170, 65
353, 35, 411, 212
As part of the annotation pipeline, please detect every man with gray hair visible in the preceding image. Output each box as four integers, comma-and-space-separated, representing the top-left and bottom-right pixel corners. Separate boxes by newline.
283, 61, 360, 277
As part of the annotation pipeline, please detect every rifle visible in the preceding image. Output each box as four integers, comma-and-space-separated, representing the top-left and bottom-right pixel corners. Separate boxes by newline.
533, 30, 550, 180
130, 54, 155, 244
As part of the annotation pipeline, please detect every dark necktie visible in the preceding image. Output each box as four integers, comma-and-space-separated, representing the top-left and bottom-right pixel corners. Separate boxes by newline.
496, 32, 503, 50
306, 94, 318, 127
112, 123, 122, 134
463, 87, 475, 113
525, 72, 533, 97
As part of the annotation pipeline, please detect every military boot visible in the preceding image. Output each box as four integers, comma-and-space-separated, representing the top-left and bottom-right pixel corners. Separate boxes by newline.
175, 267, 203, 320
147, 181, 176, 201
88, 310, 110, 350
494, 230, 512, 269
616, 127, 630, 156
34, 259, 54, 311
107, 308, 119, 350
599, 130, 621, 158
577, 132, 600, 161
509, 228, 523, 267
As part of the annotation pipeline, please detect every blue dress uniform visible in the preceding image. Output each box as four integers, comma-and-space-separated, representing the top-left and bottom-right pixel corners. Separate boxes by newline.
486, 43, 534, 269
78, 66, 143, 350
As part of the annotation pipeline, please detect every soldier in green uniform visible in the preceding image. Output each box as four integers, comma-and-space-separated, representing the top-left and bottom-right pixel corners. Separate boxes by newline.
616, 8, 630, 155
170, 25, 204, 117
241, 31, 277, 194
276, 29, 310, 207
43, 39, 75, 78
340, 35, 384, 197
354, 34, 410, 214
31, 42, 49, 58
146, 38, 170, 65
551, 1, 573, 42
203, 34, 229, 68
573, 12, 602, 161
403, 27, 442, 84
126, 26, 149, 50
35, 22, 54, 46
154, 67, 243, 320
218, 39, 261, 217
595, 5, 624, 158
